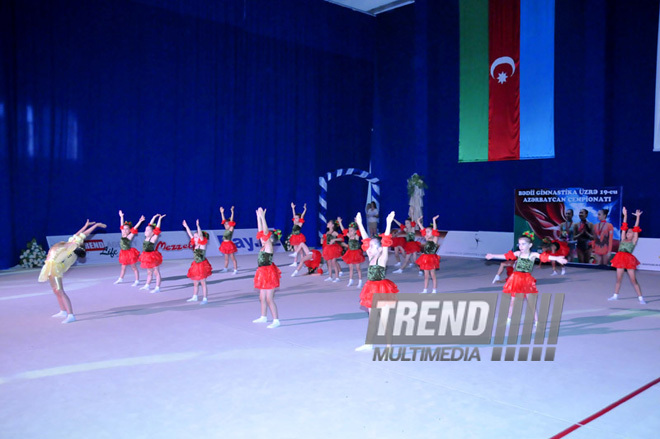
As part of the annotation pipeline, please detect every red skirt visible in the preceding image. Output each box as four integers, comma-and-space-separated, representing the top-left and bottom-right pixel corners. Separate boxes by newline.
219, 240, 238, 254
342, 249, 365, 265
502, 272, 538, 297
323, 243, 343, 260
550, 242, 570, 258
404, 241, 422, 254
139, 251, 163, 269
360, 279, 399, 308
187, 259, 213, 280
254, 264, 281, 289
304, 250, 322, 269
610, 252, 640, 270
556, 241, 570, 257
416, 254, 440, 270
290, 234, 306, 246
392, 237, 406, 249
118, 248, 140, 265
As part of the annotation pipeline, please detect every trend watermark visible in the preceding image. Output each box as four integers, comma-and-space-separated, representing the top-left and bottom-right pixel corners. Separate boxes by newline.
366, 293, 564, 362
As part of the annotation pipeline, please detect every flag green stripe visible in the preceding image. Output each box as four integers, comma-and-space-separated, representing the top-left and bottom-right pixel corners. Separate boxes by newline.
459, 0, 489, 163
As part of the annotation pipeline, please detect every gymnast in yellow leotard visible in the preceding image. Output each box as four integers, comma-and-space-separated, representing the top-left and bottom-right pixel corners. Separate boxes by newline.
38, 220, 107, 323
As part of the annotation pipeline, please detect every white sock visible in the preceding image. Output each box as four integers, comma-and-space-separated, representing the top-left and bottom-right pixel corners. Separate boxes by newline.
150, 287, 160, 294
421, 289, 428, 294
357, 280, 363, 288
233, 269, 238, 275
431, 289, 437, 294
291, 269, 299, 277
62, 314, 76, 324
347, 279, 354, 286
608, 294, 618, 301
114, 277, 123, 284
186, 295, 198, 302
200, 297, 208, 304
638, 296, 646, 304
267, 319, 281, 329
131, 280, 140, 287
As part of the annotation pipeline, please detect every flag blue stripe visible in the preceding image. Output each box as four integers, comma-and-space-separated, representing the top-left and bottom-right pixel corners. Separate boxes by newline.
520, 0, 555, 159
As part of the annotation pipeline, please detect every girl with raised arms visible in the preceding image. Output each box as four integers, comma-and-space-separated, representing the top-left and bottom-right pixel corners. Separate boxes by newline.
114, 211, 145, 286
253, 207, 283, 329
183, 219, 213, 304
138, 214, 165, 293
219, 206, 238, 274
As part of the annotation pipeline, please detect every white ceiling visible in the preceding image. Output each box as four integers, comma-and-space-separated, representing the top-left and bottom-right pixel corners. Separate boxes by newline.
324, 0, 414, 16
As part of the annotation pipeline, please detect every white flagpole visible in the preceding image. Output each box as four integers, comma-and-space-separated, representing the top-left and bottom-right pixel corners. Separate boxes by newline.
366, 161, 374, 209
654, 6, 660, 151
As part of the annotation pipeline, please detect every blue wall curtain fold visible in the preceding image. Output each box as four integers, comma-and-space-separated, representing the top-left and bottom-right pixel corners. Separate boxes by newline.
0, 0, 374, 268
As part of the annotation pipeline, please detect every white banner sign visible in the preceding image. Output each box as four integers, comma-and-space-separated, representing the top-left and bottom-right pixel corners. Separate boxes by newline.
632, 237, 660, 272
438, 231, 515, 259
47, 228, 283, 265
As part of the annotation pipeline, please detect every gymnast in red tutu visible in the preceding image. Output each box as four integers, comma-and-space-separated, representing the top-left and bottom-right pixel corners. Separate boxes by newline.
252, 207, 282, 328
540, 238, 570, 276
487, 231, 567, 324
322, 219, 344, 282
354, 210, 399, 352
392, 216, 421, 274
288, 202, 312, 266
338, 218, 365, 288
304, 249, 324, 275
491, 259, 515, 284
218, 206, 238, 274
415, 215, 441, 294
115, 211, 145, 286
550, 240, 570, 275
182, 219, 213, 304
391, 226, 407, 267
608, 208, 646, 304
138, 214, 165, 293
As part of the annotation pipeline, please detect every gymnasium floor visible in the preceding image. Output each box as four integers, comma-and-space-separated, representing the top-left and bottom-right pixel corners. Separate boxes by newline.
1, 254, 658, 439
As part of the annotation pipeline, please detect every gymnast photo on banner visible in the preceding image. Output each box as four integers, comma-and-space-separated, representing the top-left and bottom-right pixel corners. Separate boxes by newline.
514, 187, 623, 266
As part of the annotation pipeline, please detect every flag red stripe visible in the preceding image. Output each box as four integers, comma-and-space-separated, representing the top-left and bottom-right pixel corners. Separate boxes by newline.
488, 0, 520, 161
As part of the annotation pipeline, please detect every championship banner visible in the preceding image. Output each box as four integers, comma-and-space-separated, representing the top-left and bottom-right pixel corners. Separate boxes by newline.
47, 228, 282, 266
514, 187, 623, 266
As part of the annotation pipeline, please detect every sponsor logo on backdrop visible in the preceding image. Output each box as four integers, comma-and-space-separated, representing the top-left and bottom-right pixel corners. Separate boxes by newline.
47, 228, 282, 265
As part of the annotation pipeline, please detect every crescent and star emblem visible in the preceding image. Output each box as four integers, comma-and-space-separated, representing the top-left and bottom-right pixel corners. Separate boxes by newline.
490, 56, 516, 84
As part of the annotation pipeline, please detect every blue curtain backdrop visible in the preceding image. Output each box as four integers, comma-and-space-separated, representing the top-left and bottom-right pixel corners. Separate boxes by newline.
2, 0, 660, 269
0, 0, 374, 268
